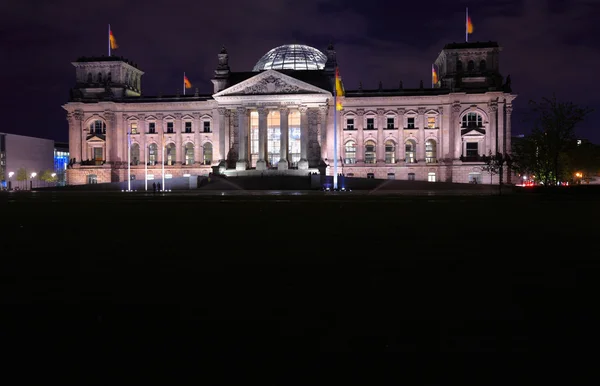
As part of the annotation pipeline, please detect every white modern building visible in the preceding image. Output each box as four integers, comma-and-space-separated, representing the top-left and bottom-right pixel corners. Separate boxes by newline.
1, 132, 56, 190
63, 41, 516, 185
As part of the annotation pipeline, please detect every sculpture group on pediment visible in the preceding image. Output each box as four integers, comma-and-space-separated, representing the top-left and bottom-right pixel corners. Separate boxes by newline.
243, 75, 300, 95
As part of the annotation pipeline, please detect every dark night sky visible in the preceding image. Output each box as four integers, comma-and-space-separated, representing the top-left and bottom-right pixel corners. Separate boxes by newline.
1, 0, 598, 143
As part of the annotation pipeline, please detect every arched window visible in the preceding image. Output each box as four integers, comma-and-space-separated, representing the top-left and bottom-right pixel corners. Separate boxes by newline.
288, 111, 301, 167
203, 142, 213, 165
467, 60, 475, 71
365, 140, 376, 164
267, 111, 280, 166
425, 139, 437, 163
87, 73, 92, 83
89, 120, 106, 135
405, 139, 416, 163
97, 73, 103, 83
462, 112, 483, 127
456, 60, 463, 72
185, 143, 194, 165
166, 143, 176, 165
479, 60, 486, 71
148, 143, 157, 166
344, 141, 356, 164
107, 72, 112, 83
130, 143, 140, 165
385, 140, 395, 164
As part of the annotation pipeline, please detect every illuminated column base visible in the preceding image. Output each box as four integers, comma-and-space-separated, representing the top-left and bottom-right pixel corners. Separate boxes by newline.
236, 160, 248, 171
256, 159, 267, 171
298, 159, 309, 170
277, 159, 288, 170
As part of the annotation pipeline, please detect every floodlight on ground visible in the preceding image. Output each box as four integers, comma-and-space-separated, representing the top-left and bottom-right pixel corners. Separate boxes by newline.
51, 173, 56, 177
8, 172, 14, 178
31, 172, 37, 178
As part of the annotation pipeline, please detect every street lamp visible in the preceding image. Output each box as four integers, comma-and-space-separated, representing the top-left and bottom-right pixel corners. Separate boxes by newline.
8, 171, 14, 190
30, 172, 37, 190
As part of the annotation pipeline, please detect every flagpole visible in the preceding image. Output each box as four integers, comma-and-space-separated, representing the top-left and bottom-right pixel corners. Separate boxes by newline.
108, 24, 111, 56
162, 133, 165, 191
183, 72, 186, 96
432, 64, 434, 88
127, 132, 131, 191
333, 89, 338, 190
145, 143, 148, 191
466, 7, 468, 42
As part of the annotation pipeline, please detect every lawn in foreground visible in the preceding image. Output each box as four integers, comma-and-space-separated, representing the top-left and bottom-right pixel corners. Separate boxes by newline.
1, 191, 599, 355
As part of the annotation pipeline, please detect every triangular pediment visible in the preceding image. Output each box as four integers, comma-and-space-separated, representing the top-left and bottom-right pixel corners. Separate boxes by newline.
461, 128, 485, 137
86, 134, 106, 142
214, 70, 330, 98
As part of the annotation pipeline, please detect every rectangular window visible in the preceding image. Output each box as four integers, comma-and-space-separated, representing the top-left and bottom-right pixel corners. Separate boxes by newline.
408, 173, 415, 181
167, 122, 174, 133
346, 118, 354, 130
466, 142, 478, 157
428, 172, 436, 182
203, 121, 211, 133
386, 117, 394, 129
407, 117, 415, 129
148, 122, 156, 134
184, 122, 192, 133
130, 122, 138, 134
427, 117, 436, 128
366, 118, 375, 129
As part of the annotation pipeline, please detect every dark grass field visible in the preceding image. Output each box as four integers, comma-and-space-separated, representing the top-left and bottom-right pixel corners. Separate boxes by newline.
1, 189, 600, 374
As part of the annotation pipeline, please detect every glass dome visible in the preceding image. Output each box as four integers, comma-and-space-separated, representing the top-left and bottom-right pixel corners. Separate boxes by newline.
253, 44, 327, 71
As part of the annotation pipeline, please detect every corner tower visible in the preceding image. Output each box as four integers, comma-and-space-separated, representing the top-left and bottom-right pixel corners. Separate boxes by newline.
433, 41, 506, 91
69, 56, 144, 101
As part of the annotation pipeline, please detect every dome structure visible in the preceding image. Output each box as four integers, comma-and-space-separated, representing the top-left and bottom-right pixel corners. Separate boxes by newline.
253, 44, 327, 71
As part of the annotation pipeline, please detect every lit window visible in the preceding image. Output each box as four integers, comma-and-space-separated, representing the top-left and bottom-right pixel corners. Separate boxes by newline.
427, 117, 436, 128
365, 140, 376, 164
428, 172, 436, 182
344, 141, 356, 164
385, 140, 395, 163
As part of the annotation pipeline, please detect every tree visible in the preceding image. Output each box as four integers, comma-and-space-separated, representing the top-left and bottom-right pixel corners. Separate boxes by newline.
481, 152, 512, 194
15, 167, 27, 190
38, 169, 57, 184
519, 95, 593, 185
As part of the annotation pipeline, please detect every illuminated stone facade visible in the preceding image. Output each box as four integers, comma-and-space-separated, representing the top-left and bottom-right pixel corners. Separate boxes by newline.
64, 42, 516, 185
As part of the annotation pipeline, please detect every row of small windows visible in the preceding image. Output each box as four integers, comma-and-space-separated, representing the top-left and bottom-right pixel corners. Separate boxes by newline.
349, 172, 438, 182
344, 139, 438, 164
87, 119, 212, 135
345, 113, 484, 130
86, 72, 139, 88
130, 121, 211, 134
129, 142, 213, 166
457, 59, 486, 72
345, 116, 438, 130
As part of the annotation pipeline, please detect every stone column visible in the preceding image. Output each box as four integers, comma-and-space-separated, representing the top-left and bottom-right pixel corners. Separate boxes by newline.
278, 107, 289, 170
81, 113, 88, 162
256, 107, 268, 171
104, 111, 115, 163
437, 107, 444, 161
498, 100, 505, 154
69, 111, 83, 163
356, 109, 365, 164
138, 113, 146, 166
505, 104, 513, 154
417, 107, 426, 162
157, 114, 164, 165
193, 112, 202, 164
319, 106, 328, 161
236, 107, 248, 170
452, 103, 461, 159
174, 113, 182, 164
489, 102, 498, 155
298, 106, 309, 170
397, 108, 405, 163
217, 107, 228, 166
376, 108, 385, 164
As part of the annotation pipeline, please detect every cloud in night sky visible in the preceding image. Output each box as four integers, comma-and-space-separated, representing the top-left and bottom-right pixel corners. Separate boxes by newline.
0, 0, 598, 142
